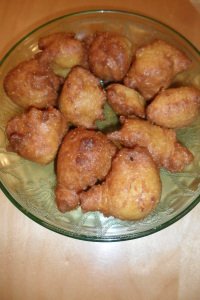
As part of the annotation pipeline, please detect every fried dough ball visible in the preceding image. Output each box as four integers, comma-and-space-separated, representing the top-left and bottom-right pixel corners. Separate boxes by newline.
38, 32, 88, 70
147, 86, 200, 128
6, 107, 67, 164
124, 39, 191, 100
59, 66, 106, 128
4, 58, 63, 108
80, 147, 161, 221
107, 118, 193, 172
88, 32, 133, 81
106, 83, 145, 118
55, 128, 117, 212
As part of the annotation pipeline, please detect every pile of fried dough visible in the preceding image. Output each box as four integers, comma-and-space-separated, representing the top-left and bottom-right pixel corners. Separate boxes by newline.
4, 31, 200, 221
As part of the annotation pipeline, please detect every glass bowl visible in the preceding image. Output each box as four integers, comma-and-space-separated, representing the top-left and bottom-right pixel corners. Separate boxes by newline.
0, 10, 200, 242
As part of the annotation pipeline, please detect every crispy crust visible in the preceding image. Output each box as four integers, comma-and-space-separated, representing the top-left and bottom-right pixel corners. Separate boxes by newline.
147, 86, 200, 128
55, 128, 116, 212
6, 107, 67, 164
4, 58, 62, 108
124, 39, 191, 100
80, 147, 162, 220
107, 118, 193, 172
106, 83, 145, 118
88, 32, 133, 81
59, 66, 106, 128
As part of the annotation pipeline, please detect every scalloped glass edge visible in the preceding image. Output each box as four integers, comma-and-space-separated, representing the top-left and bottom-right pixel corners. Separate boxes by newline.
0, 9, 200, 242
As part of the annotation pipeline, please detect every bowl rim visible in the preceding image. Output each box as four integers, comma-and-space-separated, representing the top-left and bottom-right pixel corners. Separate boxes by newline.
0, 9, 200, 242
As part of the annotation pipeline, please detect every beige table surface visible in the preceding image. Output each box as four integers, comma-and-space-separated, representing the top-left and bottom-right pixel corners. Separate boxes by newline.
0, 1, 200, 299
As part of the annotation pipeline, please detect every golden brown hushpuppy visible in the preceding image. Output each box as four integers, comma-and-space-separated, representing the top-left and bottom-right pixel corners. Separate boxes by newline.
147, 86, 200, 128
6, 107, 67, 164
124, 39, 191, 100
38, 32, 88, 70
88, 32, 133, 81
55, 128, 117, 212
59, 66, 106, 128
80, 147, 162, 221
108, 118, 193, 172
4, 58, 63, 108
106, 83, 145, 118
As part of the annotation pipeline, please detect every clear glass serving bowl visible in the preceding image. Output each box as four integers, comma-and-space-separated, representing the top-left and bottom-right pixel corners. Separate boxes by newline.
0, 10, 200, 242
